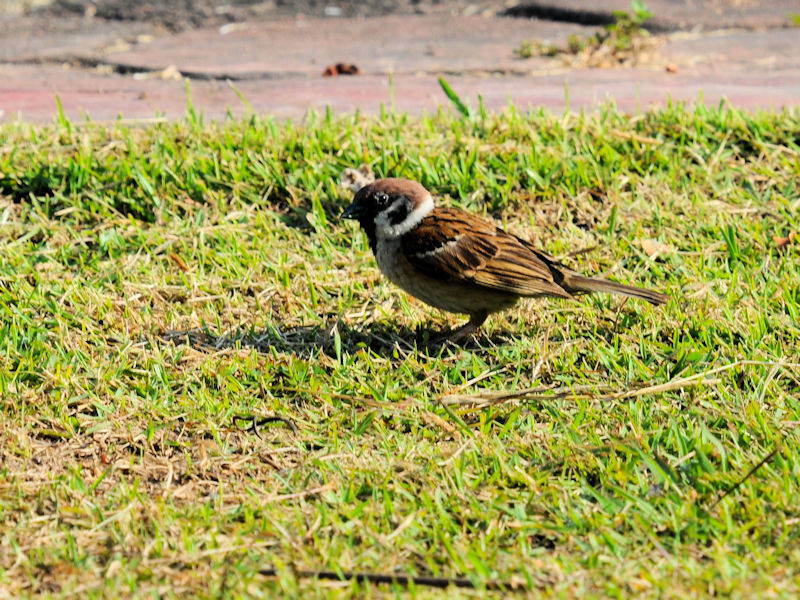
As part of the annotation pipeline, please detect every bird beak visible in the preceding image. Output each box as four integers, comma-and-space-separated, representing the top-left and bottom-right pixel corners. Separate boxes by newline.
341, 201, 364, 220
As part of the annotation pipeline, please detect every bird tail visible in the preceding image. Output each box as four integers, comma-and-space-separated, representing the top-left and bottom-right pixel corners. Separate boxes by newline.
559, 273, 667, 306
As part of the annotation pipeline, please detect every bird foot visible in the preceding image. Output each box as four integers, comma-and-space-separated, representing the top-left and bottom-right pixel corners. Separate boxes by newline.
425, 311, 488, 347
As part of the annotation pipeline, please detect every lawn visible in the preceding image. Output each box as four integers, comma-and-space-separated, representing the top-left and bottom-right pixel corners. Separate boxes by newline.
1, 100, 799, 598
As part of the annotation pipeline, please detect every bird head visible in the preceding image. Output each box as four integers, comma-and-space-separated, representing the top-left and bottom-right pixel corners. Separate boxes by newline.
342, 178, 434, 240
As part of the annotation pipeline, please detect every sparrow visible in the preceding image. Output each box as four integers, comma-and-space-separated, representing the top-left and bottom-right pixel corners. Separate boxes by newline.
342, 177, 667, 342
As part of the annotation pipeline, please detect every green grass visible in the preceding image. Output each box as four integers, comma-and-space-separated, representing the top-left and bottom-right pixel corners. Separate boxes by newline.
1, 101, 799, 598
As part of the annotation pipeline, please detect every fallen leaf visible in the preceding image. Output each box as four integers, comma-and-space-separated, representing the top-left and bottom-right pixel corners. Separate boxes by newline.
337, 63, 360, 75
323, 63, 361, 77
640, 238, 673, 258
773, 231, 796, 249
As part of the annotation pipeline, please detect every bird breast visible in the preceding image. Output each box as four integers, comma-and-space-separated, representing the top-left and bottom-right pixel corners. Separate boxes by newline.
373, 237, 518, 316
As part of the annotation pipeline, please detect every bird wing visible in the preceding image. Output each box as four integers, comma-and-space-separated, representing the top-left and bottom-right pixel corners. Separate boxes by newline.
401, 207, 572, 298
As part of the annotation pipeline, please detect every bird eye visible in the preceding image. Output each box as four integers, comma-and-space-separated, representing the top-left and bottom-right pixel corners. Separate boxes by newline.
375, 192, 390, 207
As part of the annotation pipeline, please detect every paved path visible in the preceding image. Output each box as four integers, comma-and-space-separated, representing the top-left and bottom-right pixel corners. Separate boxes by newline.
1, 1, 798, 122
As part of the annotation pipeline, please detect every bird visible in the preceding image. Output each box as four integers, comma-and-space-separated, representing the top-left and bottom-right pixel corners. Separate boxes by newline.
341, 177, 667, 342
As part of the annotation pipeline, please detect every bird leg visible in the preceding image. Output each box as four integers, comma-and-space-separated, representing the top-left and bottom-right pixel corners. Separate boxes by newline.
430, 310, 488, 345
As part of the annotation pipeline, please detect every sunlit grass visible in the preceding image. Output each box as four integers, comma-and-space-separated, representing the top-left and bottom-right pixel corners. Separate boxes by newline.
0, 101, 799, 597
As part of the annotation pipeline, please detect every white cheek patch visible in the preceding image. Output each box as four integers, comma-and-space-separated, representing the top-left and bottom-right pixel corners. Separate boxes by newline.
375, 193, 434, 239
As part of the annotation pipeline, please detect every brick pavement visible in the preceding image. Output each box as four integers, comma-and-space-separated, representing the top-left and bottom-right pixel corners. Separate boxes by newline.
1, 2, 798, 122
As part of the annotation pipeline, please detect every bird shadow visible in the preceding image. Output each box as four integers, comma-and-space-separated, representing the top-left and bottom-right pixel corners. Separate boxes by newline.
158, 320, 513, 358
